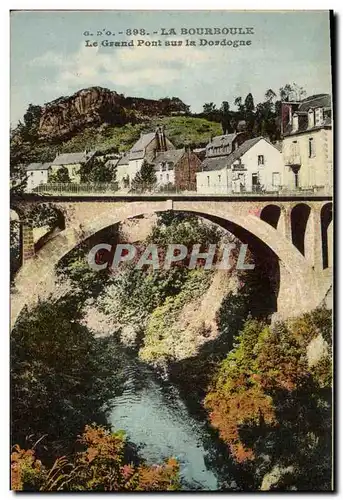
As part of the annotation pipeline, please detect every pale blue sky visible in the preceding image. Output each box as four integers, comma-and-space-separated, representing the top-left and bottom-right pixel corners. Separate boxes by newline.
10, 10, 332, 125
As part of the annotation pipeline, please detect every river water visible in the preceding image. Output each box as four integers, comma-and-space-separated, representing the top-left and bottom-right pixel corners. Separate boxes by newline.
108, 351, 229, 490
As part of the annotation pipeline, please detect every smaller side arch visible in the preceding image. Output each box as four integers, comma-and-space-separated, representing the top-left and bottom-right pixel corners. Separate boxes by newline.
260, 204, 281, 229
291, 203, 311, 256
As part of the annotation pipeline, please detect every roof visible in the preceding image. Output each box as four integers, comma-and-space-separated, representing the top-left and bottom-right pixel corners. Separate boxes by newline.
206, 133, 237, 152
298, 94, 331, 112
201, 137, 276, 172
51, 151, 96, 166
129, 132, 156, 160
152, 149, 185, 170
201, 156, 233, 172
105, 158, 119, 168
117, 154, 129, 166
26, 162, 51, 172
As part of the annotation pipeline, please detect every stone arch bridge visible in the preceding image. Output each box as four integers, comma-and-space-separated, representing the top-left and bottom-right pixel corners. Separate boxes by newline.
10, 193, 333, 328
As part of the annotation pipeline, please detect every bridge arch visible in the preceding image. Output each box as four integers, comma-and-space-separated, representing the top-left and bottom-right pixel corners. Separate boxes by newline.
11, 201, 320, 328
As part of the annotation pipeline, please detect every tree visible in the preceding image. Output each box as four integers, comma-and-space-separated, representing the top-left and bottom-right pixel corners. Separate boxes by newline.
131, 160, 156, 192
244, 93, 255, 113
49, 167, 70, 184
80, 157, 115, 183
220, 101, 231, 134
234, 97, 244, 114
11, 425, 180, 491
265, 89, 277, 103
203, 102, 217, 114
11, 296, 122, 460
244, 93, 255, 133
279, 83, 306, 102
23, 104, 42, 131
204, 307, 332, 490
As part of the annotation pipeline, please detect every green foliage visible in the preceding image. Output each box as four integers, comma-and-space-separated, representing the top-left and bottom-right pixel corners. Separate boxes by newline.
139, 269, 212, 364
11, 296, 123, 459
26, 203, 64, 229
80, 156, 116, 183
148, 212, 224, 247
11, 425, 180, 491
56, 244, 112, 300
49, 166, 70, 183
131, 160, 157, 192
204, 307, 332, 490
10, 220, 21, 279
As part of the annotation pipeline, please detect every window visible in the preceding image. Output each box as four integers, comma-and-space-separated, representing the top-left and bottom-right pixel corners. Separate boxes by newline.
309, 138, 315, 158
166, 174, 169, 182
272, 172, 281, 187
252, 173, 258, 186
160, 174, 162, 181
207, 176, 210, 187
294, 172, 299, 188
258, 155, 265, 166
218, 174, 221, 183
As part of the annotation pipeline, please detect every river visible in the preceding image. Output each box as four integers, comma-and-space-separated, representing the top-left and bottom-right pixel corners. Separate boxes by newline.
108, 348, 234, 491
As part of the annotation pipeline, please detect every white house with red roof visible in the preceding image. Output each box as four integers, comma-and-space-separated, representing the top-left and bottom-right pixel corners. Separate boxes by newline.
196, 135, 283, 194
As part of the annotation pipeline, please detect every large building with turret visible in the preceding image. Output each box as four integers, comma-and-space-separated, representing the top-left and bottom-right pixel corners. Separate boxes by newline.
281, 94, 332, 191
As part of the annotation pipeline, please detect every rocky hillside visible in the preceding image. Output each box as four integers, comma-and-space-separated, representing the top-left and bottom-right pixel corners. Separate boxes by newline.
38, 87, 190, 141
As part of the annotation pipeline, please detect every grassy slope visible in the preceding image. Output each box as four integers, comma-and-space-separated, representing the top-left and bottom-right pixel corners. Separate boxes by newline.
31, 116, 223, 162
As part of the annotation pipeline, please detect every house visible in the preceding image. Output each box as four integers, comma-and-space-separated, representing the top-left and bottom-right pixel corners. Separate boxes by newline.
116, 126, 175, 188
205, 132, 247, 158
196, 137, 284, 194
50, 150, 96, 183
281, 94, 332, 190
25, 162, 51, 191
152, 148, 202, 191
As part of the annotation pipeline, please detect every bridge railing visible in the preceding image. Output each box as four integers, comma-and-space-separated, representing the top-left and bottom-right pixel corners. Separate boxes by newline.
30, 183, 332, 197
32, 182, 119, 195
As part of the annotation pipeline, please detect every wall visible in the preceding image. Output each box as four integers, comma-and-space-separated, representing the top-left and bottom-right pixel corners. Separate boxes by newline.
26, 170, 49, 191
175, 152, 202, 190
196, 168, 232, 194
196, 140, 283, 194
156, 165, 175, 186
127, 158, 144, 185
282, 128, 333, 189
116, 163, 129, 188
241, 140, 284, 192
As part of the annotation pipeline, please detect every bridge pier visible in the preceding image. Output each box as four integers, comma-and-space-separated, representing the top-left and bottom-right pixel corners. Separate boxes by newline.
21, 224, 35, 263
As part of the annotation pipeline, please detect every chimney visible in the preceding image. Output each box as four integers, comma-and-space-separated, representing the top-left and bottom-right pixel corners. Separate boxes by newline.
292, 113, 299, 133
156, 125, 167, 152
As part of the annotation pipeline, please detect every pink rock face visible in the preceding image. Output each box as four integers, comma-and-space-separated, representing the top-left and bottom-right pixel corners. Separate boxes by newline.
37, 87, 189, 140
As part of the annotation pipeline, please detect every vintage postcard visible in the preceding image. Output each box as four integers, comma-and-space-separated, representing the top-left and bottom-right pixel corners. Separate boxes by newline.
10, 10, 333, 492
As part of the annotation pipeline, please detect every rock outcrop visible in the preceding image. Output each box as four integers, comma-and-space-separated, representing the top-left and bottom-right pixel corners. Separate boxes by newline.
38, 87, 189, 141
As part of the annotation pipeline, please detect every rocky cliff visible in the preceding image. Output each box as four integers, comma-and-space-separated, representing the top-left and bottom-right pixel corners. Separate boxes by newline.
38, 87, 189, 141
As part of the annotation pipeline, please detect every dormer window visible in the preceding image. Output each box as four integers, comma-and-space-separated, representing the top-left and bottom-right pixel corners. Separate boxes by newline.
292, 113, 299, 132
315, 107, 324, 126
308, 109, 314, 129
